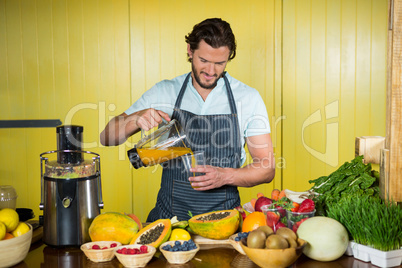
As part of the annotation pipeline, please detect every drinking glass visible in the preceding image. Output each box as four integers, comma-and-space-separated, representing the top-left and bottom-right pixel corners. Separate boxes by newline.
181, 151, 205, 189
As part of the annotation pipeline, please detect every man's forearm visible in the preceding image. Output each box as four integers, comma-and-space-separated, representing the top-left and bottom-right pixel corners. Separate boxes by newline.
100, 114, 139, 146
222, 160, 275, 187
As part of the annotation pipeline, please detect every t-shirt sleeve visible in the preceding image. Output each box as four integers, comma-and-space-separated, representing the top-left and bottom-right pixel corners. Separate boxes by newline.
124, 81, 176, 116
244, 92, 271, 137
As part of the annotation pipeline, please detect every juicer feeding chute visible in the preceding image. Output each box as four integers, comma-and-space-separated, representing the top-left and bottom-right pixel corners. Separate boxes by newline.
39, 125, 104, 247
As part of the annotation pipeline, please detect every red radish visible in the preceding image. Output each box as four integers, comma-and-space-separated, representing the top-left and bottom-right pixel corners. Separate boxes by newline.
254, 196, 273, 212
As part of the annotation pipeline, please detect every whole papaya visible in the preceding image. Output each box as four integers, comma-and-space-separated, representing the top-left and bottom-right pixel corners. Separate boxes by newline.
89, 212, 139, 244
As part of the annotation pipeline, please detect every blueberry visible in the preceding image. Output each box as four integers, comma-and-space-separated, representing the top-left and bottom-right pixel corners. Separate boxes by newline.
175, 241, 181, 246
235, 237, 240, 241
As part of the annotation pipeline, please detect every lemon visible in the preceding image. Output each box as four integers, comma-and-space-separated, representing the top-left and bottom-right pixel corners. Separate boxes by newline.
0, 222, 6, 240
11, 222, 30, 237
169, 228, 191, 241
0, 208, 19, 232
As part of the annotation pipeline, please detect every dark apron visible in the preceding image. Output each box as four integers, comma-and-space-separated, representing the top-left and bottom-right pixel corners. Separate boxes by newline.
147, 73, 242, 221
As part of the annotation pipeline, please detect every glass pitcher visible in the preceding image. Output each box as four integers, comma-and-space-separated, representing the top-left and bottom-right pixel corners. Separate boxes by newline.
127, 119, 192, 169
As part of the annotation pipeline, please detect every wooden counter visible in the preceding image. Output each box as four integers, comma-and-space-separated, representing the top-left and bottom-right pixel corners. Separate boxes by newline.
11, 240, 381, 268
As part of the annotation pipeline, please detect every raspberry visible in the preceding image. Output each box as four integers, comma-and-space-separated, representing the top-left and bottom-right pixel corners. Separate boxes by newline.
128, 248, 135, 255
91, 245, 100, 250
133, 248, 141, 254
116, 249, 122, 254
102, 247, 108, 249
121, 247, 128, 254
110, 243, 118, 248
140, 245, 148, 253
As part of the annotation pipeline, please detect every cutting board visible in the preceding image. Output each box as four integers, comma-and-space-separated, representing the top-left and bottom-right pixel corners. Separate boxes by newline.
192, 235, 230, 245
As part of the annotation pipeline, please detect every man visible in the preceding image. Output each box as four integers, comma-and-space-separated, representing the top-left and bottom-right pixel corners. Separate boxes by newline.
100, 18, 275, 221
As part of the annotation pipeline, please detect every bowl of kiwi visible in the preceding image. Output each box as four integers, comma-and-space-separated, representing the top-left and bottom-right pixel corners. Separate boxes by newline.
239, 226, 306, 268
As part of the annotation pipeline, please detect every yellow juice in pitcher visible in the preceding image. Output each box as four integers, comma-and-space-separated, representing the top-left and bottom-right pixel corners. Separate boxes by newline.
137, 147, 193, 166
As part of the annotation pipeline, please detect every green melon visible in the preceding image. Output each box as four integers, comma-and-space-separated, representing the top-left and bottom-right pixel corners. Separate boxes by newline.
188, 210, 240, 240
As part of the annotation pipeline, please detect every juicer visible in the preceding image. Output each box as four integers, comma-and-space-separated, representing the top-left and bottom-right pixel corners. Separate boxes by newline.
39, 125, 104, 247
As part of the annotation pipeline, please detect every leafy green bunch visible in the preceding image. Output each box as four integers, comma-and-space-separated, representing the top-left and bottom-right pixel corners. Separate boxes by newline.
309, 155, 380, 216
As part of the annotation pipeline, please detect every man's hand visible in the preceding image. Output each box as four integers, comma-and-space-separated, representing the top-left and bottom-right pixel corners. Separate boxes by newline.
186, 134, 275, 190
134, 108, 171, 131
100, 108, 171, 146
188, 165, 230, 190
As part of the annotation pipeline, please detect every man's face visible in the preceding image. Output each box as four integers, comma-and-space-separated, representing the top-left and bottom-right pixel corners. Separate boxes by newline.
188, 40, 230, 90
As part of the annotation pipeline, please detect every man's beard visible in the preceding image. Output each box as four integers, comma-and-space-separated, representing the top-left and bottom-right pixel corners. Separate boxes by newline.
191, 62, 222, 90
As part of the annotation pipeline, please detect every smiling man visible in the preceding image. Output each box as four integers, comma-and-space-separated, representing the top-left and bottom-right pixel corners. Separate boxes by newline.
100, 18, 275, 221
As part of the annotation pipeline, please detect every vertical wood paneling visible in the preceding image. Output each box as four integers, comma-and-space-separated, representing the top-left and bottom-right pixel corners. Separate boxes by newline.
129, 0, 280, 219
282, 0, 387, 191
371, 0, 387, 133
0, 0, 387, 222
0, 0, 131, 219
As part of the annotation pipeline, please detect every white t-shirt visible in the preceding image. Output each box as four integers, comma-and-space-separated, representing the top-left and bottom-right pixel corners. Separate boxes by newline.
125, 72, 271, 164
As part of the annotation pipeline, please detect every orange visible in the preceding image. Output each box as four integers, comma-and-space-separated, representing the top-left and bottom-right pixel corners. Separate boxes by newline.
242, 212, 267, 232
3, 232, 14, 240
257, 192, 265, 199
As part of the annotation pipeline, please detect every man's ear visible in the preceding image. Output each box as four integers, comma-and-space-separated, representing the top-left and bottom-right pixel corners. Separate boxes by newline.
187, 44, 193, 59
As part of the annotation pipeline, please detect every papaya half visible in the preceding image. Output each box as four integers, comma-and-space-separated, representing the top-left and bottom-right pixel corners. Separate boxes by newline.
130, 219, 171, 248
89, 212, 139, 244
188, 210, 240, 240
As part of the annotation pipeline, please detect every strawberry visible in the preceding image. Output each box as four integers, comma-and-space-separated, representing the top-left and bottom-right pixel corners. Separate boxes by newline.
292, 218, 309, 232
266, 211, 280, 228
298, 199, 315, 213
275, 205, 286, 218
274, 222, 286, 232
91, 244, 100, 250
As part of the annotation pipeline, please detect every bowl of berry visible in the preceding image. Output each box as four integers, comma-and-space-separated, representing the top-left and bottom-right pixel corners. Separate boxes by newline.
80, 241, 121, 263
159, 240, 199, 264
114, 244, 156, 267
228, 232, 249, 255
286, 199, 316, 232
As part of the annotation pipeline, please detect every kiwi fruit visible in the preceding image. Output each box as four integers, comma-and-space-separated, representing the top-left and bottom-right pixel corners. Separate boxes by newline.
275, 227, 297, 241
265, 234, 289, 249
286, 237, 298, 248
257, 225, 274, 237
247, 229, 267, 249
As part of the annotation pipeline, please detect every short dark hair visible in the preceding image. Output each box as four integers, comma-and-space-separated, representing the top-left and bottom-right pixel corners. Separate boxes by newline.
185, 18, 236, 63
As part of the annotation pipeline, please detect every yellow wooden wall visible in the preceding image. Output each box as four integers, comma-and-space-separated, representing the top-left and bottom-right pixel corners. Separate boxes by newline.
282, 0, 388, 190
0, 0, 387, 222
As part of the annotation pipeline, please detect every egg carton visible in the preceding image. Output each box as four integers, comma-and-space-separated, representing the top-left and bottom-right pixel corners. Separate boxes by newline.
345, 241, 402, 268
